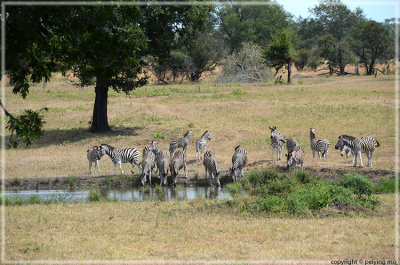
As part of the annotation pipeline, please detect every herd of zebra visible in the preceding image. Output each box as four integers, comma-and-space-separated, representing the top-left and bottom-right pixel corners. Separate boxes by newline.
86, 127, 380, 186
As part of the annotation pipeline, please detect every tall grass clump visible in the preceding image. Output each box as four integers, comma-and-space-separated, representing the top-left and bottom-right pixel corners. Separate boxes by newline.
374, 178, 397, 193
88, 189, 101, 202
339, 173, 373, 198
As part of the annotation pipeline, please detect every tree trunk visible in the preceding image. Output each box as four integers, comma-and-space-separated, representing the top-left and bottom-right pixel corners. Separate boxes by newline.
91, 77, 111, 132
367, 60, 375, 75
356, 63, 359, 75
338, 48, 345, 75
287, 59, 292, 83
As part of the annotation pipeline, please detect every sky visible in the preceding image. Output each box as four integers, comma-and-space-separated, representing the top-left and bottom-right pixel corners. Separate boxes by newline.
276, 0, 398, 22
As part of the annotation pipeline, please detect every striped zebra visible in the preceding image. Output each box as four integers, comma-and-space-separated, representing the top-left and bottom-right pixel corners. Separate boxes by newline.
286, 145, 304, 171
87, 146, 102, 175
99, 144, 140, 175
195, 130, 211, 161
286, 138, 299, 154
203, 150, 220, 186
230, 145, 248, 181
339, 136, 380, 167
170, 150, 187, 186
269, 126, 285, 161
156, 150, 170, 186
334, 135, 356, 162
169, 130, 192, 158
141, 146, 156, 185
309, 128, 330, 161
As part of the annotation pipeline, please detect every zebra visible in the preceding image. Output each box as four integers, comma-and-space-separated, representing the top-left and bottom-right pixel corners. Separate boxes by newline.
149, 140, 159, 156
334, 135, 356, 162
98, 144, 140, 176
156, 150, 170, 186
195, 130, 211, 161
269, 126, 285, 161
339, 136, 380, 167
169, 130, 192, 159
141, 146, 156, 185
87, 146, 102, 175
286, 137, 299, 154
203, 150, 220, 186
286, 145, 304, 171
309, 128, 330, 161
170, 150, 187, 186
230, 145, 248, 181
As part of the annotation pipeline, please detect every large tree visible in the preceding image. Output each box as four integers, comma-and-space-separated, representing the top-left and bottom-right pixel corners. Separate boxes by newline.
6, 5, 148, 133
307, 0, 364, 75
349, 20, 393, 75
217, 0, 291, 53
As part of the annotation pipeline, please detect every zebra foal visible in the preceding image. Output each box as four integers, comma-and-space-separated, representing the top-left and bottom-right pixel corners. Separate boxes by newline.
286, 138, 299, 154
309, 128, 329, 161
230, 145, 248, 181
169, 130, 192, 158
99, 144, 140, 176
334, 135, 356, 162
286, 145, 304, 171
156, 150, 170, 186
203, 150, 220, 186
339, 136, 379, 167
87, 146, 102, 175
195, 130, 211, 161
269, 126, 285, 161
170, 150, 187, 186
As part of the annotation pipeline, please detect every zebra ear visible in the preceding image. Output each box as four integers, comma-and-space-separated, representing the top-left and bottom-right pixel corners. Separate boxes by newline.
285, 154, 288, 157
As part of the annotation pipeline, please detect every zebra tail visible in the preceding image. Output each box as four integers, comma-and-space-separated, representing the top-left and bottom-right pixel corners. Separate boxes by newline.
375, 139, 380, 147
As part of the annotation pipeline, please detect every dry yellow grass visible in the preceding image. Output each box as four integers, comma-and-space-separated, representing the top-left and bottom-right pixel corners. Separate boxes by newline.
5, 194, 396, 261
4, 74, 396, 179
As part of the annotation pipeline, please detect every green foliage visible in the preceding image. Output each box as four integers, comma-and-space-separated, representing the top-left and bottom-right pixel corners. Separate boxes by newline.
66, 176, 77, 189
153, 132, 165, 139
232, 89, 247, 96
339, 173, 373, 197
225, 182, 242, 193
11, 178, 21, 187
374, 178, 397, 194
88, 189, 101, 202
293, 48, 311, 71
188, 123, 195, 128
5, 107, 48, 148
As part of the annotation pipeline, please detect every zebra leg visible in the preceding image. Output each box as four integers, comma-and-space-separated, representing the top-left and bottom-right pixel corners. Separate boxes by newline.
131, 163, 135, 174
149, 169, 152, 186
184, 161, 187, 179
113, 162, 117, 176
204, 167, 208, 179
88, 161, 92, 175
359, 151, 363, 167
271, 146, 275, 161
312, 150, 315, 161
370, 151, 374, 167
318, 152, 322, 161
353, 153, 358, 167
96, 160, 101, 174
118, 161, 124, 175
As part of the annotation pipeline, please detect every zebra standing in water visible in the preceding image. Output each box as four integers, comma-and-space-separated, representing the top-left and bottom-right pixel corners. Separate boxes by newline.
203, 150, 220, 186
141, 146, 156, 185
309, 128, 330, 161
335, 135, 356, 162
339, 136, 379, 167
170, 150, 187, 186
230, 145, 248, 181
269, 126, 285, 161
195, 130, 211, 161
156, 150, 170, 186
87, 146, 102, 175
99, 144, 140, 175
169, 130, 192, 158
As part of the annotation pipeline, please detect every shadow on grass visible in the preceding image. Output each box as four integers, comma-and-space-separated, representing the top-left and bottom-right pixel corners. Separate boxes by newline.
8, 126, 143, 149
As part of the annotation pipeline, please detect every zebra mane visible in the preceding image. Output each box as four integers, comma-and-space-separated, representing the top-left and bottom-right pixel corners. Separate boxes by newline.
202, 130, 209, 137
184, 130, 191, 137
100, 144, 114, 151
338, 135, 356, 140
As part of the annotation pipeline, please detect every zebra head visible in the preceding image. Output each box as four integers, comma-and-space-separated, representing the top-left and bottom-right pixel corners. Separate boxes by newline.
184, 130, 192, 139
286, 152, 297, 169
203, 130, 211, 141
309, 128, 316, 139
149, 141, 159, 155
269, 126, 277, 137
335, 136, 344, 150
99, 144, 113, 157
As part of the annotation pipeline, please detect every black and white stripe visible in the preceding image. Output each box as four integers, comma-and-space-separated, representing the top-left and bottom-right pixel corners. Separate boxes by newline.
195, 130, 211, 161
170, 150, 187, 186
340, 136, 380, 167
230, 145, 248, 181
286, 145, 304, 171
141, 146, 156, 185
309, 128, 329, 161
286, 138, 299, 154
169, 130, 192, 158
203, 150, 220, 186
335, 135, 356, 162
87, 146, 102, 175
99, 144, 140, 175
156, 150, 170, 186
270, 126, 285, 161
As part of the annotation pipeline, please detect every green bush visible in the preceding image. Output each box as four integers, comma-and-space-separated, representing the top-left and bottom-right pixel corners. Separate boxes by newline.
339, 173, 373, 198
88, 189, 101, 202
225, 182, 242, 193
374, 178, 397, 194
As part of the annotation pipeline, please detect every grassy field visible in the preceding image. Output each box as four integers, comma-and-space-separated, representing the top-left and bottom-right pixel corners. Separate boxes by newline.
5, 194, 396, 260
4, 74, 397, 179
3, 73, 398, 261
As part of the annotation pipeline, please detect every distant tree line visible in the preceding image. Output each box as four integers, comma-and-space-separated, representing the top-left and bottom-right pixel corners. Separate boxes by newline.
2, 0, 397, 146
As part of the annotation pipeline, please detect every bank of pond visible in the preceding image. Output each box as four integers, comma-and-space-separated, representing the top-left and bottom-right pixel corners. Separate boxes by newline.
3, 168, 397, 217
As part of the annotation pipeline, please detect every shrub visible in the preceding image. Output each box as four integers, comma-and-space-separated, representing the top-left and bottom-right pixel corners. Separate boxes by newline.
374, 178, 397, 193
88, 189, 101, 202
153, 132, 165, 139
339, 173, 373, 198
225, 182, 242, 193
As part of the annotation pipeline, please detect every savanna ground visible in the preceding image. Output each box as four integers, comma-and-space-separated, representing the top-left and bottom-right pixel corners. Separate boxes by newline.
3, 72, 398, 261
